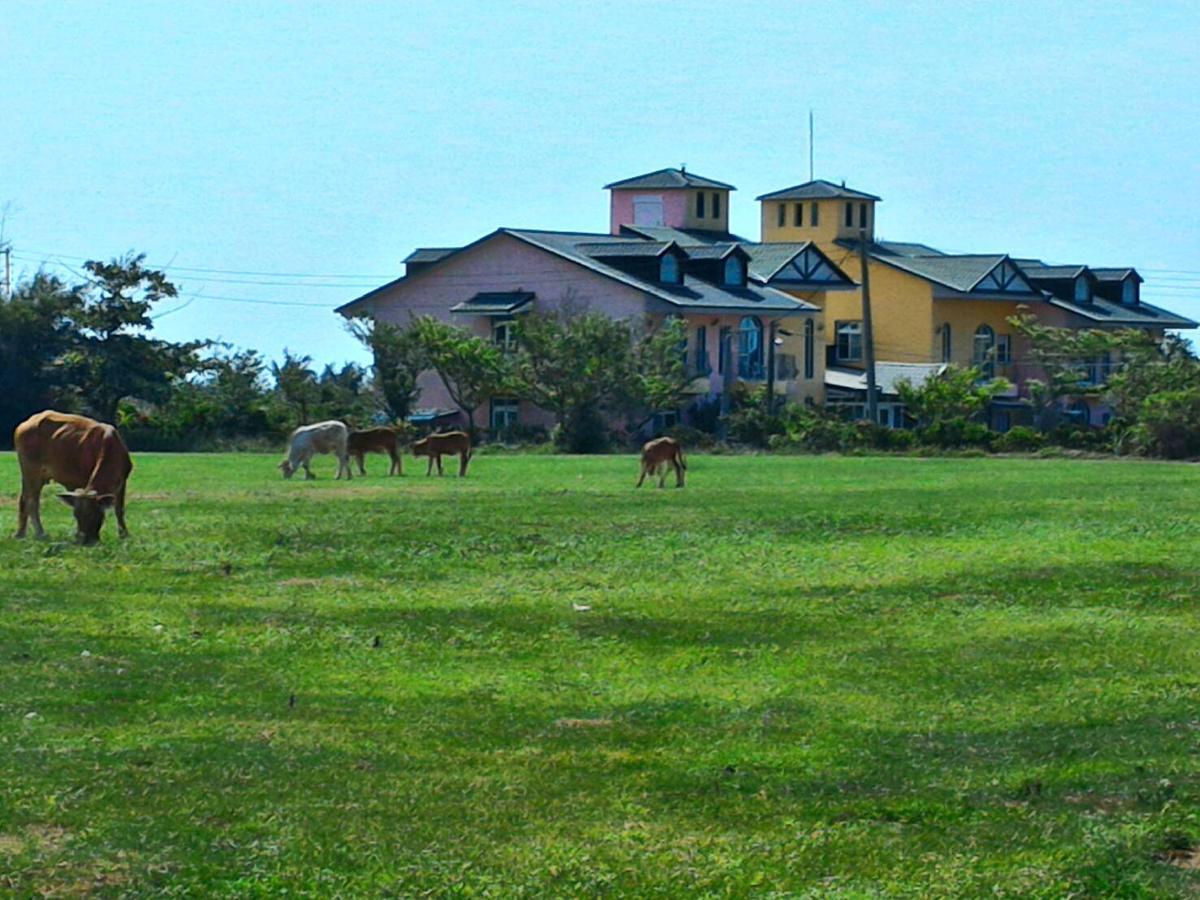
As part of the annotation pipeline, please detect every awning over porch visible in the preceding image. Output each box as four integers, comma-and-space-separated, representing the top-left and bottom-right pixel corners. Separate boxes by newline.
449, 291, 535, 316
825, 362, 948, 398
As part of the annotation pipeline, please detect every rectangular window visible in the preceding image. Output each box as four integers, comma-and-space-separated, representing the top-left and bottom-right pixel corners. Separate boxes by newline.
793, 203, 803, 227
694, 325, 710, 375
696, 192, 706, 218
811, 203, 819, 226
712, 192, 721, 218
859, 203, 868, 228
844, 202, 854, 227
717, 326, 731, 374
493, 320, 517, 352
777, 203, 786, 228
996, 334, 1012, 364
836, 321, 863, 362
490, 398, 519, 432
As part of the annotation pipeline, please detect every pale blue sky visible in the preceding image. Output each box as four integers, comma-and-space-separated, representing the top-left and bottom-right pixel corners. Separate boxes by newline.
4, 1, 1199, 366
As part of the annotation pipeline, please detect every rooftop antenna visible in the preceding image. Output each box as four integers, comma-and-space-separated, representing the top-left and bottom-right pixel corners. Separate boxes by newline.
808, 110, 814, 181
680, 162, 687, 173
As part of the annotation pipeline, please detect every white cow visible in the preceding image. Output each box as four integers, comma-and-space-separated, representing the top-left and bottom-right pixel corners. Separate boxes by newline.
279, 421, 352, 480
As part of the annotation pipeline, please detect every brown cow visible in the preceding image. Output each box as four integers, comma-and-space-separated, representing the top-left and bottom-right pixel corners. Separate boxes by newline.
14, 410, 133, 544
412, 431, 472, 477
348, 427, 402, 476
636, 436, 686, 488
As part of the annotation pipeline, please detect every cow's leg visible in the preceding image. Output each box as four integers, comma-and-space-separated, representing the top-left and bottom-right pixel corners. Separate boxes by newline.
425, 456, 434, 476
17, 475, 46, 539
342, 451, 353, 480
302, 457, 316, 480
390, 450, 402, 476
114, 482, 130, 537
674, 456, 685, 488
458, 452, 469, 477
657, 463, 668, 489
636, 462, 648, 487
436, 454, 444, 476
355, 452, 366, 476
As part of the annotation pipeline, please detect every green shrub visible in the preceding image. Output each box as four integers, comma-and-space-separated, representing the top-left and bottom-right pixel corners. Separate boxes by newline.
993, 425, 1046, 453
664, 424, 716, 450
1130, 389, 1200, 459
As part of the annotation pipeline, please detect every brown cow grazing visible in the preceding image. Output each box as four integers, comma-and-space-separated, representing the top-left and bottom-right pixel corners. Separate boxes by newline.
636, 436, 686, 488
412, 431, 472, 477
14, 410, 133, 544
348, 427, 402, 476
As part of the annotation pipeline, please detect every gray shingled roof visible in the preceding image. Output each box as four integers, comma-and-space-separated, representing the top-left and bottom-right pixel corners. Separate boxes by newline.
869, 253, 1014, 292
505, 229, 817, 316
404, 248, 458, 264
755, 179, 881, 202
741, 243, 814, 282
680, 243, 742, 260
1021, 262, 1089, 280
874, 240, 945, 257
1047, 294, 1196, 328
576, 240, 676, 258
618, 224, 747, 245
1091, 267, 1141, 283
603, 168, 736, 191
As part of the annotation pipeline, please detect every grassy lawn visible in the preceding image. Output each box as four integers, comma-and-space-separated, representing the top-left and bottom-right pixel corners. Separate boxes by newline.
1, 451, 1198, 896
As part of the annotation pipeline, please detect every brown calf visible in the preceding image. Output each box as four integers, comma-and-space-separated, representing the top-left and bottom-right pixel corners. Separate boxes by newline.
636, 436, 686, 488
348, 427, 402, 476
14, 410, 133, 544
412, 431, 472, 477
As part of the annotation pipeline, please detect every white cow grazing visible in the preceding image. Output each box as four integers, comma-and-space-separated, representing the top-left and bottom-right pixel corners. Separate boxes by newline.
279, 421, 352, 480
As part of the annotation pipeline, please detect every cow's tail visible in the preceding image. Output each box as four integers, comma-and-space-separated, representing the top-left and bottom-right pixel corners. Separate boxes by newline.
677, 447, 687, 470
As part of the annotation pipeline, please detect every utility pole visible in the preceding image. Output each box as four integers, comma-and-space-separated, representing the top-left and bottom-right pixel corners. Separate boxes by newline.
857, 228, 879, 423
766, 320, 778, 414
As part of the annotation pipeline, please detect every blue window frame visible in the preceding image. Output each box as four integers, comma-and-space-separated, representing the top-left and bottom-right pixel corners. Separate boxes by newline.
660, 254, 681, 284
724, 256, 745, 287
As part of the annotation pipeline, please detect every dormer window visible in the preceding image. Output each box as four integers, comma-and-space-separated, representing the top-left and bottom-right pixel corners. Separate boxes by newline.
1122, 279, 1137, 306
660, 254, 681, 284
724, 256, 745, 287
1074, 276, 1091, 304
696, 192, 706, 218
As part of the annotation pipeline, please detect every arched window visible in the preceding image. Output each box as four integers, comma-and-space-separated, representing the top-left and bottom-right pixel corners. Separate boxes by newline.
738, 316, 763, 379
1074, 276, 1091, 303
724, 256, 745, 287
941, 324, 952, 363
973, 324, 996, 378
660, 254, 680, 284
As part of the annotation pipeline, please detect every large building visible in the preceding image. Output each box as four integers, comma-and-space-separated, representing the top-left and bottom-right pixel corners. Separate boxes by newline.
338, 168, 1195, 431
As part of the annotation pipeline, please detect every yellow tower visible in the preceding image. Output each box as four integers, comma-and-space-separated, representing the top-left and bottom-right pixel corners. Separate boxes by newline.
756, 180, 880, 245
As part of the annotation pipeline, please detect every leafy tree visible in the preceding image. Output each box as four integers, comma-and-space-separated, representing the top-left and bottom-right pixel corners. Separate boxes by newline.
270, 350, 320, 426
348, 317, 427, 421
515, 311, 638, 451
633, 315, 692, 421
895, 365, 1011, 429
412, 316, 513, 432
59, 254, 206, 422
0, 272, 82, 444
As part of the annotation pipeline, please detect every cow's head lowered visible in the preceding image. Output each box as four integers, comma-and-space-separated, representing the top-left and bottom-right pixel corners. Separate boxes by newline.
57, 489, 116, 545
278, 458, 296, 479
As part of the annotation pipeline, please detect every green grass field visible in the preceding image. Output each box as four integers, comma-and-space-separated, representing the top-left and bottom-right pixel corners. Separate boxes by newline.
1, 451, 1198, 897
